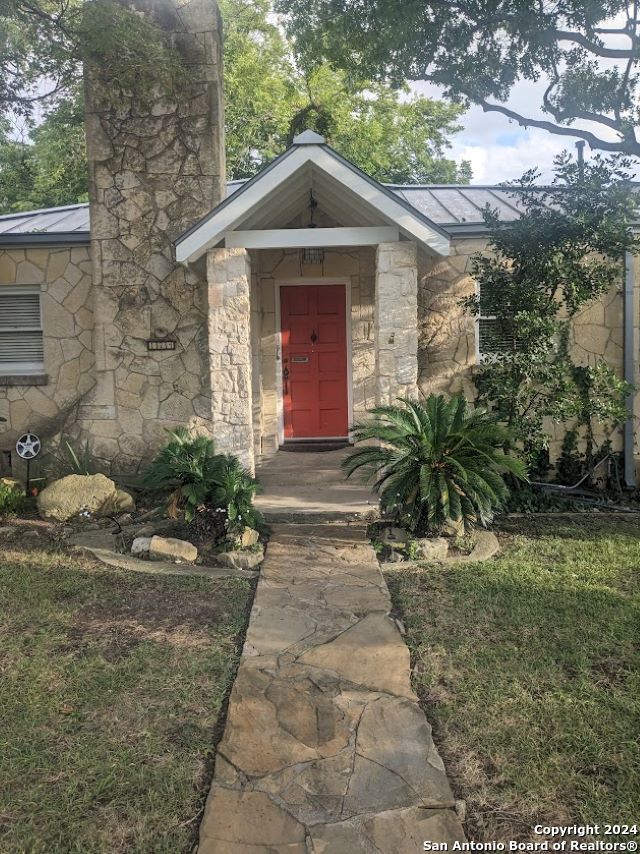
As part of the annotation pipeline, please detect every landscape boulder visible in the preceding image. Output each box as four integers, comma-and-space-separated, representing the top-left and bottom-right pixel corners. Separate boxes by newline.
131, 536, 152, 557
240, 527, 260, 548
414, 537, 449, 561
381, 526, 409, 546
37, 473, 118, 522
148, 535, 198, 563
113, 488, 136, 513
215, 549, 263, 570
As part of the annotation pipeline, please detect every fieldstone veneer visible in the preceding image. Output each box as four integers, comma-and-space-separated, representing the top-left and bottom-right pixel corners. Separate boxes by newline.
207, 248, 254, 471
375, 242, 419, 405
77, 0, 225, 466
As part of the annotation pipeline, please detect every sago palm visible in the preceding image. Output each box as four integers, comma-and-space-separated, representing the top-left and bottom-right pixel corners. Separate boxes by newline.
343, 395, 526, 535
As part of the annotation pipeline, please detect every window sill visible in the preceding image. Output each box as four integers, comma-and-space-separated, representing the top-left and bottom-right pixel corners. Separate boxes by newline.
0, 374, 49, 387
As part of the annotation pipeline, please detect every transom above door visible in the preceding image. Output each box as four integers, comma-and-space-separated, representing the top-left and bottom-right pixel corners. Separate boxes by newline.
280, 284, 349, 440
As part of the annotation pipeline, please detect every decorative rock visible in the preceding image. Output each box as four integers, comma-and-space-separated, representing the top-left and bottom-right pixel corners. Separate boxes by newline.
442, 517, 464, 537
148, 535, 198, 563
381, 526, 409, 545
216, 549, 263, 570
134, 524, 155, 538
240, 527, 260, 548
414, 536, 449, 561
131, 536, 152, 557
37, 473, 118, 522
113, 488, 135, 512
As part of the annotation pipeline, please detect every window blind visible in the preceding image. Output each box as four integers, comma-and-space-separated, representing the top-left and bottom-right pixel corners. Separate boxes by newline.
0, 290, 44, 373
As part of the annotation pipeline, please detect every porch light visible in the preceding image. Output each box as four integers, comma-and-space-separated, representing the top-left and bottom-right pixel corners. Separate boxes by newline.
301, 191, 325, 264
302, 247, 325, 265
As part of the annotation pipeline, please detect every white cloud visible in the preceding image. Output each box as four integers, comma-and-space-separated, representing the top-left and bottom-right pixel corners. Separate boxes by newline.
411, 76, 635, 184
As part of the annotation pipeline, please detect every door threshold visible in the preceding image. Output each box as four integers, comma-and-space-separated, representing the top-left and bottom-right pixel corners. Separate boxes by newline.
280, 439, 350, 453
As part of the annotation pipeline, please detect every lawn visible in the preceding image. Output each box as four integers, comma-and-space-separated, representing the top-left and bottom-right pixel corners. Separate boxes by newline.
0, 541, 253, 853
386, 516, 640, 843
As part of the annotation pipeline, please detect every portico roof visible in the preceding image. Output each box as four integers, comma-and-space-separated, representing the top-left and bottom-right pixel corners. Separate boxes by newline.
174, 131, 451, 263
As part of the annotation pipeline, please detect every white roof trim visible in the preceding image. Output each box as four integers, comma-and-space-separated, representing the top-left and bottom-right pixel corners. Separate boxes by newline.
175, 144, 450, 263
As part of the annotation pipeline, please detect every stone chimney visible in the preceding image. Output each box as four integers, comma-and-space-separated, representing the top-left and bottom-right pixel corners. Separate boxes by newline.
79, 0, 225, 466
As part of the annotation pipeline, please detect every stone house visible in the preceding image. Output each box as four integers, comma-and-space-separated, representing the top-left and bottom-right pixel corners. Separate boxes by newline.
0, 0, 638, 485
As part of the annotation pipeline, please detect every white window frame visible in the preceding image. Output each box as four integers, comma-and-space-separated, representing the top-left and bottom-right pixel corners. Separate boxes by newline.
0, 285, 45, 375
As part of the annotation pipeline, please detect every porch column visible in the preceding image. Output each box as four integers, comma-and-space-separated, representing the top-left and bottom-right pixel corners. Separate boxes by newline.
375, 241, 419, 405
206, 248, 255, 473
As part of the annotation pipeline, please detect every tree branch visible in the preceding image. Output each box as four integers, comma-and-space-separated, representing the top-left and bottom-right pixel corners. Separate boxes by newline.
474, 96, 640, 156
553, 29, 637, 58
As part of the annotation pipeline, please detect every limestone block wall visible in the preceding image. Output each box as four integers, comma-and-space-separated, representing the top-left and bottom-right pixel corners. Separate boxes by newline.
0, 246, 95, 471
207, 248, 254, 472
79, 0, 225, 468
375, 242, 419, 405
253, 246, 375, 458
418, 236, 627, 459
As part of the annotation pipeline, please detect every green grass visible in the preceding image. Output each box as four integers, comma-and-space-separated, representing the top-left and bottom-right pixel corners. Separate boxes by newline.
385, 516, 640, 842
0, 545, 253, 853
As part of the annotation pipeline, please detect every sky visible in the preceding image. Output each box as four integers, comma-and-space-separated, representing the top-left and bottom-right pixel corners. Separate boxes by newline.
412, 79, 613, 185
411, 14, 636, 186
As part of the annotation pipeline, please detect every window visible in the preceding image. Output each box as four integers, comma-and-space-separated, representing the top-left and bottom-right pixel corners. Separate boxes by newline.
0, 286, 44, 375
475, 282, 518, 362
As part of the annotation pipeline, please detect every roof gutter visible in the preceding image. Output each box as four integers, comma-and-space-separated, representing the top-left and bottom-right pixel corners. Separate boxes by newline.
0, 232, 90, 248
623, 249, 637, 489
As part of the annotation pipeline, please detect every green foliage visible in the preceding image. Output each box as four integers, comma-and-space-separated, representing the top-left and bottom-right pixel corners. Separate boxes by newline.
143, 428, 262, 531
0, 479, 26, 517
43, 439, 96, 480
556, 429, 585, 487
0, 1, 188, 119
207, 454, 262, 533
221, 0, 471, 182
404, 539, 421, 561
343, 395, 526, 536
464, 153, 637, 478
279, 0, 640, 157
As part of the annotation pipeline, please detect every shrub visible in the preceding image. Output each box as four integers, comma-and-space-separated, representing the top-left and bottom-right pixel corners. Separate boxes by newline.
0, 479, 26, 518
343, 395, 526, 535
143, 428, 262, 530
43, 440, 96, 479
208, 453, 262, 534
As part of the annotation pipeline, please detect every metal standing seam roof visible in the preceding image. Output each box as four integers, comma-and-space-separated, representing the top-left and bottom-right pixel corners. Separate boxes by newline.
0, 185, 533, 243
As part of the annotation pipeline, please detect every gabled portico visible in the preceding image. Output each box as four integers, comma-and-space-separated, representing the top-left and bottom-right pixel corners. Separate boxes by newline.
175, 131, 450, 472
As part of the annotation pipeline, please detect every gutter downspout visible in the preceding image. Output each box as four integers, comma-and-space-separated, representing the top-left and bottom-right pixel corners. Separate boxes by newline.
623, 249, 637, 489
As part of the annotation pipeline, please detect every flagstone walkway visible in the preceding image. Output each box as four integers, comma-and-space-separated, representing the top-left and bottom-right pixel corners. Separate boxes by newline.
198, 522, 465, 853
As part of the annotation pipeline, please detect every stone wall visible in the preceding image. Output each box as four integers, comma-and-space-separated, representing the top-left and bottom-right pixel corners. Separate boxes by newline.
375, 242, 419, 405
418, 236, 628, 460
0, 246, 95, 472
207, 248, 254, 471
253, 246, 375, 458
78, 0, 225, 468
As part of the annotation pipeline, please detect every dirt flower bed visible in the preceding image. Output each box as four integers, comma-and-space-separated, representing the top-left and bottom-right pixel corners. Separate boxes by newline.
0, 535, 254, 853
385, 516, 640, 843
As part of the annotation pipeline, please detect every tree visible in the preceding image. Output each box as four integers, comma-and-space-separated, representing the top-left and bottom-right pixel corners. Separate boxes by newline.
220, 0, 472, 182
464, 153, 637, 477
279, 0, 640, 158
0, 95, 87, 212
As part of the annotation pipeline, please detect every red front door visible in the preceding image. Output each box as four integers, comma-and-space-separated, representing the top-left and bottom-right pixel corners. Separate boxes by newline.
281, 284, 349, 439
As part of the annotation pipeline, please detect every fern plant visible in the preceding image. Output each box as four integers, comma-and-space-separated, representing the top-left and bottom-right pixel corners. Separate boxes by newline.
343, 395, 526, 535
143, 427, 262, 529
210, 454, 262, 533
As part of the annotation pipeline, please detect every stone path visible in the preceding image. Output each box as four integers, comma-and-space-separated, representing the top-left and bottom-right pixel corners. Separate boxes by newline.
198, 523, 465, 853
